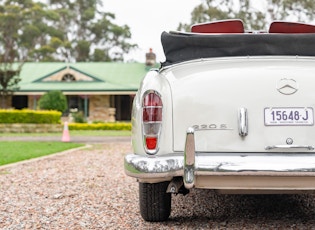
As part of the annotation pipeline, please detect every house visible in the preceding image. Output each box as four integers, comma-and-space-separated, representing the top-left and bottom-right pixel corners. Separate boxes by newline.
9, 51, 158, 122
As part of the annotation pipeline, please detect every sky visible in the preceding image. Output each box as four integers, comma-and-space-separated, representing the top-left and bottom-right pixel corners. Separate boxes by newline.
102, 0, 201, 63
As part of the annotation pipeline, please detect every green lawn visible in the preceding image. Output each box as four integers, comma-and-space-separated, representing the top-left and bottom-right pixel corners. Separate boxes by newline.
0, 142, 84, 166
0, 130, 130, 166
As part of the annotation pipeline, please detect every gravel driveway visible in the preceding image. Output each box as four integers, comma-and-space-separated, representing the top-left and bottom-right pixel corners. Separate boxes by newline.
1, 141, 315, 229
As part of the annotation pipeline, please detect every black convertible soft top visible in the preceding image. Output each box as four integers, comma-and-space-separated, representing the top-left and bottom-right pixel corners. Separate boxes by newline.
161, 31, 315, 67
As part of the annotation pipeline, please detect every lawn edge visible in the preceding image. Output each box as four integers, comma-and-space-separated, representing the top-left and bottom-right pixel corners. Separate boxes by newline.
0, 144, 91, 170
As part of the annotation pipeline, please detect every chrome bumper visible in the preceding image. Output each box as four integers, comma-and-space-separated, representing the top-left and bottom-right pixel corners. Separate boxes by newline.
124, 128, 315, 187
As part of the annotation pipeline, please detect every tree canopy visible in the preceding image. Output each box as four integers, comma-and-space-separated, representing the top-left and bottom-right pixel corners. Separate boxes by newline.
0, 0, 136, 63
178, 0, 315, 31
39, 90, 67, 113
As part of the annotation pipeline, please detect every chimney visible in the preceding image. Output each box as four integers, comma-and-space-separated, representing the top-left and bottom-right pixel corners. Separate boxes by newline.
145, 48, 156, 66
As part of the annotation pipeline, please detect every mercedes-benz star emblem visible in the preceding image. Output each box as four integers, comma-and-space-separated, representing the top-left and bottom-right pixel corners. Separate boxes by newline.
276, 78, 298, 95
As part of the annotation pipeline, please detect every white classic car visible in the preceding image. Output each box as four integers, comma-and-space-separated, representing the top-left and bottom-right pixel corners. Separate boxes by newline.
124, 19, 315, 222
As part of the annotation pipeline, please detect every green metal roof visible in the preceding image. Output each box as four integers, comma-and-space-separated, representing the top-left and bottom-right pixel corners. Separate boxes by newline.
17, 62, 156, 94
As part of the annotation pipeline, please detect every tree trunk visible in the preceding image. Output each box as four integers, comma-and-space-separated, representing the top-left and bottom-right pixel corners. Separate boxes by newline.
1, 95, 7, 109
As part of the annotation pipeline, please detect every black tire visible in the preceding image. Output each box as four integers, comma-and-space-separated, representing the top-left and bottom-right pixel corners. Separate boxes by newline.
139, 181, 171, 222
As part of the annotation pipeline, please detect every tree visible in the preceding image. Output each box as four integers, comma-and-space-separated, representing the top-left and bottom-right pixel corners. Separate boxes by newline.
0, 0, 137, 63
46, 0, 137, 62
0, 68, 20, 108
178, 0, 315, 31
0, 0, 53, 107
39, 90, 68, 113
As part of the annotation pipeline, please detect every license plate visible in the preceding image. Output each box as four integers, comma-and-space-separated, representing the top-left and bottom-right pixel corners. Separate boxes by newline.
264, 107, 314, 126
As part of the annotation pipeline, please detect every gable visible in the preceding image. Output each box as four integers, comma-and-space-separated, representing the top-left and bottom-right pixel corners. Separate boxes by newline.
35, 66, 103, 82
17, 62, 157, 93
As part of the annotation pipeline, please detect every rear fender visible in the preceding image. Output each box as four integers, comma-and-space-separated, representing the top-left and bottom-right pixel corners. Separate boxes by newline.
132, 69, 173, 155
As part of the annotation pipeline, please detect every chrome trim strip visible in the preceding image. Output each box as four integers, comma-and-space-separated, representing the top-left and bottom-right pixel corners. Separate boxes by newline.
265, 145, 314, 150
238, 107, 248, 137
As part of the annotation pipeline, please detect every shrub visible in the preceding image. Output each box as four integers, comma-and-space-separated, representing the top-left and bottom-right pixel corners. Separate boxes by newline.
39, 91, 67, 113
71, 111, 86, 123
68, 122, 131, 131
0, 109, 61, 124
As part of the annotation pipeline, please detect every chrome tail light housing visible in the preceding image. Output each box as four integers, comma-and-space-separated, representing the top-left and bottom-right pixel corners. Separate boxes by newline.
142, 90, 162, 154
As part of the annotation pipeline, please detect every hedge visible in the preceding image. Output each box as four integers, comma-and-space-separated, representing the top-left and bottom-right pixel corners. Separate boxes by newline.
0, 109, 61, 124
68, 122, 131, 131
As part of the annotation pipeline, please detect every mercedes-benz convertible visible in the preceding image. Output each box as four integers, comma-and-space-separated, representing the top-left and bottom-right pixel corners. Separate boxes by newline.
124, 20, 315, 221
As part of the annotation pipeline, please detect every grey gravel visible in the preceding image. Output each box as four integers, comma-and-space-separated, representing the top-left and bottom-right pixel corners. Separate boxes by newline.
1, 141, 315, 229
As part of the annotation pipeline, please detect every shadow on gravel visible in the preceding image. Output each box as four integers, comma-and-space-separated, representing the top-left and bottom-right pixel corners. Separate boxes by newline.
164, 189, 315, 228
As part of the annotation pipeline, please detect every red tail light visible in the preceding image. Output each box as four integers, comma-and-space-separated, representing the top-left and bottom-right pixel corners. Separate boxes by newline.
142, 91, 162, 154
145, 137, 157, 150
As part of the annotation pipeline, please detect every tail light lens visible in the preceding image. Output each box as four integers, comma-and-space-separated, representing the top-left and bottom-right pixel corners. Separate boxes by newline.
142, 91, 162, 154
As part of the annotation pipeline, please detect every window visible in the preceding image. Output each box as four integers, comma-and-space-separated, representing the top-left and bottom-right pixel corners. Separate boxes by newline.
62, 74, 76, 82
12, 95, 28, 109
64, 95, 89, 117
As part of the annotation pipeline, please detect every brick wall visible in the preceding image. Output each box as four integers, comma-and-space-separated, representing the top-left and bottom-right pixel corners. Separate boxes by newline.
0, 124, 62, 133
88, 95, 116, 122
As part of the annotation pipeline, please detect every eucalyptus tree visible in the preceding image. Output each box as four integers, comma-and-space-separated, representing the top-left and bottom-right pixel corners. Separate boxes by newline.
178, 0, 315, 31
48, 0, 137, 62
0, 0, 57, 107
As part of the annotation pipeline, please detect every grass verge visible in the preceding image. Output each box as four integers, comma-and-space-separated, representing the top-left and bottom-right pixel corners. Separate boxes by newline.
0, 142, 84, 166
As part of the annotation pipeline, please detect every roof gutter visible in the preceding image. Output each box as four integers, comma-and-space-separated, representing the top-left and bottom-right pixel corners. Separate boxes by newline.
13, 91, 137, 96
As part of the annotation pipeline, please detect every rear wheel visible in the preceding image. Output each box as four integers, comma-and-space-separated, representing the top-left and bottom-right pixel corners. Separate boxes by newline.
139, 181, 171, 222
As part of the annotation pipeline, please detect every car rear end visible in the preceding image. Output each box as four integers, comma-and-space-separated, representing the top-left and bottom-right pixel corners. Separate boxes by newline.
124, 20, 315, 221
168, 56, 315, 192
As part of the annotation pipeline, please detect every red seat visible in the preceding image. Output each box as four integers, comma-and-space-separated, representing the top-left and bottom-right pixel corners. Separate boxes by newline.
269, 21, 315, 33
191, 19, 244, 33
